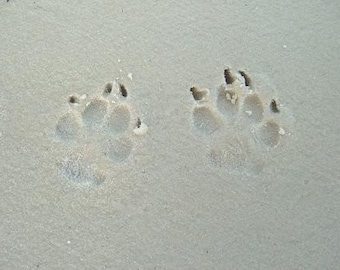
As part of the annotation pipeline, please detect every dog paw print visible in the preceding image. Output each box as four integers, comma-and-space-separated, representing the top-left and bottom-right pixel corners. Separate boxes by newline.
52, 81, 148, 187
190, 68, 294, 175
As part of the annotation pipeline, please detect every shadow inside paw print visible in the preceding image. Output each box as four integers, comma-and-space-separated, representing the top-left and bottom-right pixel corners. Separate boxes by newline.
56, 153, 105, 187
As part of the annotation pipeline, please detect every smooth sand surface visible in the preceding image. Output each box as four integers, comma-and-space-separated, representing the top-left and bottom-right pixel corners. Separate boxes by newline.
1, 1, 339, 269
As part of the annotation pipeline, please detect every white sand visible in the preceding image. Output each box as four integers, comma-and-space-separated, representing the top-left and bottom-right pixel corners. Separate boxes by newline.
1, 0, 339, 269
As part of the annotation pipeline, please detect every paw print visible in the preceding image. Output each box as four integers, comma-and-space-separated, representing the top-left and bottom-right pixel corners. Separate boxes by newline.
190, 68, 294, 175
52, 80, 148, 187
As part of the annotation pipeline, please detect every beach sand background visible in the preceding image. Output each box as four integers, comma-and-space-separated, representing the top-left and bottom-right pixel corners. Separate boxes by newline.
0, 0, 339, 269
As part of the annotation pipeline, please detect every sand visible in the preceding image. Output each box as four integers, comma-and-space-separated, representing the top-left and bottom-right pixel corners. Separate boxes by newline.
0, 0, 339, 269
